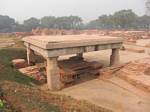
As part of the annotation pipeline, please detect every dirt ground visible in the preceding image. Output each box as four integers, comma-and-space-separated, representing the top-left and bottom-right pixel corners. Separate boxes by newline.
56, 39, 150, 112
56, 78, 150, 112
0, 33, 150, 112
0, 81, 111, 112
0, 36, 111, 112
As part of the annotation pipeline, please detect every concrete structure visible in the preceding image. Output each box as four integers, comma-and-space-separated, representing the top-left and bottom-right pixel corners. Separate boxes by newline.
23, 35, 123, 90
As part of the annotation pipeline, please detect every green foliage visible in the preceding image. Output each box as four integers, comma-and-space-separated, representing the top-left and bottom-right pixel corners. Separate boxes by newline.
41, 16, 82, 29
0, 99, 4, 108
87, 9, 150, 29
24, 17, 40, 31
0, 48, 39, 85
113, 9, 137, 28
0, 9, 150, 32
136, 15, 150, 28
0, 15, 15, 32
41, 16, 56, 28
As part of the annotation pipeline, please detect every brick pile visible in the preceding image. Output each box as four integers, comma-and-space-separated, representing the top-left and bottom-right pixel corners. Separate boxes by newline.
59, 57, 103, 87
16, 57, 103, 86
100, 58, 150, 93
19, 65, 46, 84
12, 59, 28, 69
109, 30, 150, 43
32, 28, 81, 36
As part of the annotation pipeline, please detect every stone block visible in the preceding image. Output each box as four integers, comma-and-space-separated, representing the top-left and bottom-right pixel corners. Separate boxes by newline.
19, 66, 46, 84
89, 61, 103, 70
12, 59, 28, 69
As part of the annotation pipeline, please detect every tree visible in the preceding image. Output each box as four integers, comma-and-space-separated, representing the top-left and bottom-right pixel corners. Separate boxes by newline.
86, 19, 101, 29
55, 16, 83, 29
41, 16, 56, 28
112, 10, 137, 28
24, 17, 40, 31
98, 15, 115, 29
0, 15, 15, 32
87, 9, 138, 29
136, 15, 150, 28
69, 16, 83, 29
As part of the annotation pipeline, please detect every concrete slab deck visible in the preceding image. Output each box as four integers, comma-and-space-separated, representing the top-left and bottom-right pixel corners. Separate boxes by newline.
23, 35, 123, 49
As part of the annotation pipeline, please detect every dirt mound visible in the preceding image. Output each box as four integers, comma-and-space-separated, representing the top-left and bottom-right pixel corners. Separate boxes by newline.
0, 81, 111, 112
32, 28, 81, 36
108, 30, 150, 44
100, 58, 150, 93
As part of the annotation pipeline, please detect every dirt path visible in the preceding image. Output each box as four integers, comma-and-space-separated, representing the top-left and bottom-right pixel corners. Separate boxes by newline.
56, 78, 150, 112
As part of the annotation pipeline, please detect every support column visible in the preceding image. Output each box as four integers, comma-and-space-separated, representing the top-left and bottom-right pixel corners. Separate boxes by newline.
27, 44, 35, 65
46, 57, 61, 90
110, 48, 120, 66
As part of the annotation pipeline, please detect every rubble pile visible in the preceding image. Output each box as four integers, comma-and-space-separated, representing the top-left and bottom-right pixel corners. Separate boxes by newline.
100, 58, 150, 92
15, 57, 103, 87
109, 30, 150, 43
82, 30, 108, 35
12, 59, 28, 69
14, 32, 33, 37
19, 65, 46, 84
59, 57, 103, 87
12, 59, 46, 84
32, 28, 81, 36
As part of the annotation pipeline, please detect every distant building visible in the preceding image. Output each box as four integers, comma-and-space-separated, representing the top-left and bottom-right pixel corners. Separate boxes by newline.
146, 0, 150, 16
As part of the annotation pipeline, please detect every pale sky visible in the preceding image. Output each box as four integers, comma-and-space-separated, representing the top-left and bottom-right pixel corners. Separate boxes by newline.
0, 0, 146, 22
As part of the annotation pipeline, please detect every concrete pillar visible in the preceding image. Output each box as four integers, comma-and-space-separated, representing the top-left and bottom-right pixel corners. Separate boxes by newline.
110, 48, 120, 66
46, 57, 61, 90
27, 45, 35, 65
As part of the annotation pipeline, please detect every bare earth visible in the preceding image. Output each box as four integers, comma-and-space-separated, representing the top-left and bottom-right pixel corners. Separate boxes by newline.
0, 35, 150, 112
56, 39, 150, 112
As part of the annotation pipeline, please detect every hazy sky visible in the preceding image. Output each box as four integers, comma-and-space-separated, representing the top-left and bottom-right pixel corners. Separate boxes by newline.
0, 0, 146, 22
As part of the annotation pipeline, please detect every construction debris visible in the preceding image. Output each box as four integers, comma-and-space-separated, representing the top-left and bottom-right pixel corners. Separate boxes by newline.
16, 57, 103, 87
100, 58, 150, 93
19, 66, 46, 84
59, 57, 103, 87
99, 64, 127, 79
12, 59, 28, 69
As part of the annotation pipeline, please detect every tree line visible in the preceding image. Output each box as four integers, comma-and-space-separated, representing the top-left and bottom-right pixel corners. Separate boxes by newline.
86, 10, 150, 29
0, 9, 150, 33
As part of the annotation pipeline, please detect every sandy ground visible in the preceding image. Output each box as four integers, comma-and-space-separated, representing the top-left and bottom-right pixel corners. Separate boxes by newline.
56, 78, 150, 112
59, 48, 149, 67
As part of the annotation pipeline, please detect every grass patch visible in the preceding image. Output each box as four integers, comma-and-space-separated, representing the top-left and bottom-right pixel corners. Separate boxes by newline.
0, 48, 112, 112
0, 48, 38, 85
